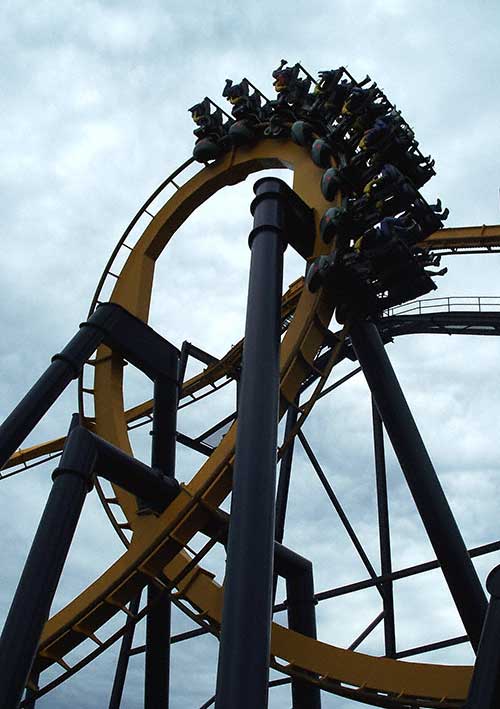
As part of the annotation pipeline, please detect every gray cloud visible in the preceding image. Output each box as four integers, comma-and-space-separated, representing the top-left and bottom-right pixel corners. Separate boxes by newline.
2, 1, 500, 707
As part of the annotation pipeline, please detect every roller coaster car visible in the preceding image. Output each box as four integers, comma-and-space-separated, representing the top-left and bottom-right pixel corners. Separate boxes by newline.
290, 120, 315, 147
320, 200, 380, 245
223, 79, 266, 123
405, 197, 449, 238
311, 137, 334, 168
307, 240, 442, 320
321, 161, 380, 202
362, 164, 420, 216
310, 69, 353, 122
350, 240, 440, 311
223, 78, 251, 108
272, 59, 312, 107
222, 81, 261, 146
326, 89, 391, 153
189, 98, 231, 162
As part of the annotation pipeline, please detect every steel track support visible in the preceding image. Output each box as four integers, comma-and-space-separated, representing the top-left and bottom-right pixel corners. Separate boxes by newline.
273, 400, 298, 609
350, 318, 487, 650
0, 315, 107, 469
0, 415, 93, 708
23, 671, 39, 708
275, 544, 321, 709
144, 585, 172, 708
465, 565, 500, 708
145, 374, 178, 709
0, 302, 179, 471
216, 178, 313, 709
371, 398, 396, 657
275, 400, 299, 545
297, 429, 381, 585
108, 594, 142, 709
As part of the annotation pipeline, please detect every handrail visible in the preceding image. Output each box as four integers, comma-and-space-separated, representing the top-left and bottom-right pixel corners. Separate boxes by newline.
384, 295, 500, 317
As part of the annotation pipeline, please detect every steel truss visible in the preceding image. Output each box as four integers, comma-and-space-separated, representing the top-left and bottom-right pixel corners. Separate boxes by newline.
3, 283, 500, 707
2, 139, 500, 708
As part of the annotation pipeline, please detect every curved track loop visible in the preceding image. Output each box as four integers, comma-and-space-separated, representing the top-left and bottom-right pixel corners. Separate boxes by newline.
18, 143, 500, 705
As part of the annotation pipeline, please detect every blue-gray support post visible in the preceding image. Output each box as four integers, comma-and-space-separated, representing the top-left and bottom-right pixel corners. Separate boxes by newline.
108, 594, 142, 709
145, 372, 179, 709
350, 319, 487, 650
275, 400, 299, 545
215, 178, 288, 709
0, 316, 109, 469
275, 544, 321, 709
371, 398, 396, 657
465, 565, 500, 707
273, 400, 298, 603
0, 416, 94, 708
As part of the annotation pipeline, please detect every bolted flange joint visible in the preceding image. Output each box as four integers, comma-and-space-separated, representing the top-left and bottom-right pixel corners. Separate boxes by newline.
52, 425, 97, 492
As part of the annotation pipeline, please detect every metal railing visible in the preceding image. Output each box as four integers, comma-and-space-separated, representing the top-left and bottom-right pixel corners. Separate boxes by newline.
384, 296, 500, 318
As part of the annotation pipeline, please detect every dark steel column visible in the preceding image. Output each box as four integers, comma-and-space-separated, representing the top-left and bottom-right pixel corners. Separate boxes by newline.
0, 325, 105, 469
275, 545, 321, 709
0, 417, 94, 708
145, 374, 178, 709
150, 376, 178, 477
350, 319, 487, 650
273, 401, 298, 605
465, 565, 500, 708
371, 398, 396, 657
275, 400, 299, 545
145, 586, 172, 709
0, 302, 179, 471
215, 178, 287, 709
93, 433, 179, 511
108, 594, 142, 709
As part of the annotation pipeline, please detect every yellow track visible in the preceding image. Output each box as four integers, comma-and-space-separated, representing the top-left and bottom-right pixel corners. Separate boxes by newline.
9, 140, 500, 705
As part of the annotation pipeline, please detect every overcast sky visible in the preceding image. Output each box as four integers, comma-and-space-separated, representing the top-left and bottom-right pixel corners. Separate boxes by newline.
2, 1, 500, 707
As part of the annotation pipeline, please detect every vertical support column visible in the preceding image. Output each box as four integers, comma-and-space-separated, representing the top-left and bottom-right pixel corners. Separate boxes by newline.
275, 545, 321, 709
150, 375, 178, 477
350, 319, 487, 650
145, 372, 179, 709
371, 398, 396, 657
108, 594, 142, 709
465, 566, 500, 708
145, 585, 172, 709
0, 416, 95, 708
215, 178, 288, 709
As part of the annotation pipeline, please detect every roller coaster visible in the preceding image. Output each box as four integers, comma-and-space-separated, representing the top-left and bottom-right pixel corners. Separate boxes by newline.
1, 61, 500, 708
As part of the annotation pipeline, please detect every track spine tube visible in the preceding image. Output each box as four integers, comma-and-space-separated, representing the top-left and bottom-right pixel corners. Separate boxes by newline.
215, 178, 289, 709
350, 318, 487, 650
0, 416, 93, 708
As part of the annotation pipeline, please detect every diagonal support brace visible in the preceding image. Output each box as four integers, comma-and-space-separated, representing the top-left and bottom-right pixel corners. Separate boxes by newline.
350, 318, 487, 650
0, 303, 179, 471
